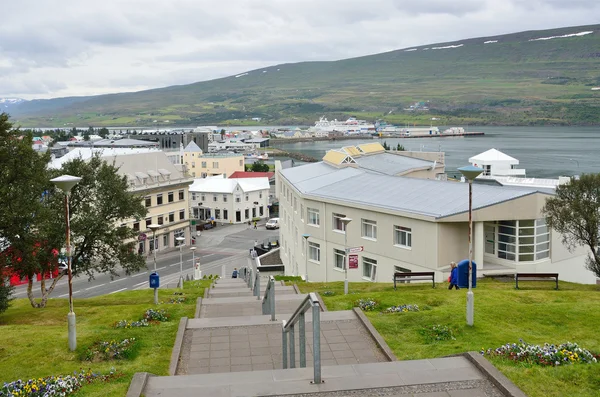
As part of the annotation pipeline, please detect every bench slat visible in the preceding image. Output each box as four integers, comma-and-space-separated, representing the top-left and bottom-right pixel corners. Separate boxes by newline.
393, 272, 435, 289
515, 273, 559, 290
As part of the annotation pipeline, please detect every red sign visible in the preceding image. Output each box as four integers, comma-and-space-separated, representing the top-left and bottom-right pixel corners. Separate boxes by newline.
138, 233, 147, 241
348, 254, 358, 269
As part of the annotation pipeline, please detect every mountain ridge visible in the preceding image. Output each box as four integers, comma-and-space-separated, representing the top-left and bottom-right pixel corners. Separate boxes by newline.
7, 24, 600, 127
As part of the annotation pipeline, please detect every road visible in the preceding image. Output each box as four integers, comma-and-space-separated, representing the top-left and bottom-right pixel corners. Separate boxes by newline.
11, 224, 279, 299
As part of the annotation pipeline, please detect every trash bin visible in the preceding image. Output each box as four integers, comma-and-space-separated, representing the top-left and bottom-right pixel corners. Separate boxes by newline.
457, 259, 476, 288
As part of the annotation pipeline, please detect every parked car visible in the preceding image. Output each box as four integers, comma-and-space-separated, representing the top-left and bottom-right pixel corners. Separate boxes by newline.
265, 218, 280, 230
58, 256, 68, 272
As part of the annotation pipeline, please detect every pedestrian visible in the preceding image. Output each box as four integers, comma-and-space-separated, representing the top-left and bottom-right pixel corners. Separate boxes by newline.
253, 220, 257, 229
232, 268, 238, 278
448, 261, 460, 290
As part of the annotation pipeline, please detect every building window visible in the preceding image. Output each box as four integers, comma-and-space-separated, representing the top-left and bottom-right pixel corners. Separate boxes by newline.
168, 212, 175, 223
215, 209, 221, 219
133, 222, 140, 232
259, 206, 264, 216
307, 208, 320, 226
179, 190, 184, 200
223, 210, 228, 220
236, 197, 241, 203
259, 192, 263, 199
245, 194, 249, 202
145, 217, 152, 229
191, 193, 196, 201
333, 213, 347, 232
309, 242, 321, 262
157, 216, 164, 225
201, 161, 207, 168
334, 248, 346, 270
179, 210, 185, 220
163, 234, 169, 248
293, 197, 297, 212
213, 195, 218, 202
201, 194, 206, 201
223, 194, 227, 202
300, 204, 304, 221
168, 191, 174, 203
245, 209, 249, 219
486, 219, 550, 262
362, 257, 377, 281
394, 226, 412, 248
174, 229, 184, 246
192, 162, 195, 168
145, 196, 151, 207
361, 219, 377, 240
212, 162, 219, 168
156, 194, 163, 205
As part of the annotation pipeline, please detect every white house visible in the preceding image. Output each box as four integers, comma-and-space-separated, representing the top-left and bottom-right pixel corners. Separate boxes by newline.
189, 177, 270, 224
469, 148, 526, 177
275, 143, 596, 286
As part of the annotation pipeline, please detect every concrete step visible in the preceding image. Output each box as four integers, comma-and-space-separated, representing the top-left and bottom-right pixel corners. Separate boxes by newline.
143, 357, 487, 397
209, 286, 296, 298
199, 294, 307, 318
188, 310, 355, 329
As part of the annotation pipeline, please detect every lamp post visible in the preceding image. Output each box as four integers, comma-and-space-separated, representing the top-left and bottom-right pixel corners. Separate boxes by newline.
190, 246, 197, 279
176, 236, 185, 288
458, 165, 483, 326
302, 234, 310, 281
340, 217, 352, 295
148, 223, 160, 304
50, 174, 82, 351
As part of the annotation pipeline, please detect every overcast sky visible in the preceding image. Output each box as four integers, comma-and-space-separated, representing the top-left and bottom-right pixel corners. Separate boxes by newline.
1, 0, 598, 100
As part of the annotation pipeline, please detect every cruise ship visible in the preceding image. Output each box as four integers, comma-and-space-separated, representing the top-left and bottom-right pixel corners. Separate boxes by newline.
309, 116, 375, 134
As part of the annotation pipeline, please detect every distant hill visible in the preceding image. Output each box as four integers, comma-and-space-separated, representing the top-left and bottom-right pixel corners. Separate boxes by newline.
8, 24, 600, 127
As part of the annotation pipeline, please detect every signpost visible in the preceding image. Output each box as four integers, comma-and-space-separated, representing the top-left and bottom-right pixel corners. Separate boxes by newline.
346, 246, 363, 254
348, 255, 358, 269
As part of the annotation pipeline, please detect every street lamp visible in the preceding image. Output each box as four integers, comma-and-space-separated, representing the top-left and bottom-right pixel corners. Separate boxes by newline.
302, 234, 310, 281
458, 165, 483, 326
190, 246, 197, 280
340, 217, 352, 295
148, 223, 160, 305
176, 236, 185, 288
50, 174, 82, 351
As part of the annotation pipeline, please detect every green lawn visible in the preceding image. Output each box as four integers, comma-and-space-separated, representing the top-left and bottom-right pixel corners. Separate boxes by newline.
297, 278, 600, 397
0, 279, 211, 396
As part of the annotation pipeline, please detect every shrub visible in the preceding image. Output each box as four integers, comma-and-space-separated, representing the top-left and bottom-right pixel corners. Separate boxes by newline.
0, 280, 14, 315
143, 308, 169, 322
355, 298, 378, 311
384, 304, 419, 313
482, 340, 599, 366
82, 338, 138, 362
419, 324, 456, 342
0, 368, 122, 396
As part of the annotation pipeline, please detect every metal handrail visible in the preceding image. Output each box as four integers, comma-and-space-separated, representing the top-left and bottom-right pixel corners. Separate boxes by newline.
261, 276, 276, 320
247, 268, 253, 289
281, 293, 322, 384
253, 270, 260, 299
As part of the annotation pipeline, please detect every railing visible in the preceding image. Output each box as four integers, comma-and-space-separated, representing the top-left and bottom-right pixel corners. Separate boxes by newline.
262, 276, 276, 321
282, 293, 322, 384
239, 267, 247, 280
253, 270, 260, 299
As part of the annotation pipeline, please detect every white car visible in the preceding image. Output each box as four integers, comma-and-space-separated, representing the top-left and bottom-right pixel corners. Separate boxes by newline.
58, 257, 68, 272
265, 218, 280, 230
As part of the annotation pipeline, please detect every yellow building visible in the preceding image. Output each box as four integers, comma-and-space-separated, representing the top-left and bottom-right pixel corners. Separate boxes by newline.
183, 141, 245, 178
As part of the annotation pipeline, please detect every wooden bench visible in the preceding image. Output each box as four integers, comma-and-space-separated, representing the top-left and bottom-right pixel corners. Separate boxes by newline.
515, 273, 559, 290
393, 272, 435, 290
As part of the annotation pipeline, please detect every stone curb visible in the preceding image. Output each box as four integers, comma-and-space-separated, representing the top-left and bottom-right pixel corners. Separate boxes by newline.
169, 317, 188, 376
194, 297, 202, 319
352, 307, 397, 362
463, 351, 528, 397
314, 292, 328, 312
292, 283, 301, 295
203, 286, 209, 299
126, 372, 153, 397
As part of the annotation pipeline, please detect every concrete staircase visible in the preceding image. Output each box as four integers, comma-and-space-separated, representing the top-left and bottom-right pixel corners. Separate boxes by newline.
130, 276, 524, 397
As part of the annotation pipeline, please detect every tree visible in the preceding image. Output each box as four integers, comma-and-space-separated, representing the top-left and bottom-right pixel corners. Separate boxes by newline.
98, 127, 110, 138
397, 143, 405, 151
543, 174, 600, 278
0, 113, 148, 307
0, 278, 14, 315
250, 161, 270, 172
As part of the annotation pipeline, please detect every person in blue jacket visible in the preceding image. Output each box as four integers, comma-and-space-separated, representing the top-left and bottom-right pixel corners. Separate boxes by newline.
232, 268, 238, 278
448, 261, 460, 290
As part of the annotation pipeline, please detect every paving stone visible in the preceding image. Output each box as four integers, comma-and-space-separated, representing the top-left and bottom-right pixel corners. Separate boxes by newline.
209, 366, 230, 373
231, 356, 252, 365
251, 355, 272, 364
230, 364, 252, 372
329, 343, 351, 351
230, 348, 251, 357
333, 350, 355, 359
210, 358, 230, 366
210, 350, 230, 359
211, 336, 230, 343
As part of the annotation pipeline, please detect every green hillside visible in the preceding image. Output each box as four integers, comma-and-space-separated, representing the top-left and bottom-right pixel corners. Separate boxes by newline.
10, 24, 600, 127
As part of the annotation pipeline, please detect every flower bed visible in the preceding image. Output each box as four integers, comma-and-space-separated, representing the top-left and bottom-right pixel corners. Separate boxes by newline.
355, 298, 378, 311
419, 324, 456, 342
384, 304, 419, 313
83, 338, 137, 362
143, 308, 170, 322
482, 340, 599, 366
0, 368, 121, 396
322, 291, 335, 296
113, 319, 150, 329
166, 297, 187, 304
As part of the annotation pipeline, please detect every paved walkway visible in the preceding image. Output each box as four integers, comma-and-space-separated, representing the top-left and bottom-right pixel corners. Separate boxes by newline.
135, 276, 521, 397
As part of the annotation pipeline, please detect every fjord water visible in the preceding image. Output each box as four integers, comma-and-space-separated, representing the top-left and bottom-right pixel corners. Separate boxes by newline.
272, 126, 600, 178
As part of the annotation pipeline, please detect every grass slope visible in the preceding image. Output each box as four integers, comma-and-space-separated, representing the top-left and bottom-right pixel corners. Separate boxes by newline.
10, 24, 600, 127
297, 278, 600, 397
0, 280, 211, 396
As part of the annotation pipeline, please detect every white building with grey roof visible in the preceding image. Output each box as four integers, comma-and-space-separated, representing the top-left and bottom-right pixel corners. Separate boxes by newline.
276, 143, 596, 285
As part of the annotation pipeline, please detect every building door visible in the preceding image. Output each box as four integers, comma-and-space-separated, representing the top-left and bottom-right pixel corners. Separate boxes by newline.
252, 207, 256, 218
236, 211, 241, 222
138, 241, 145, 254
